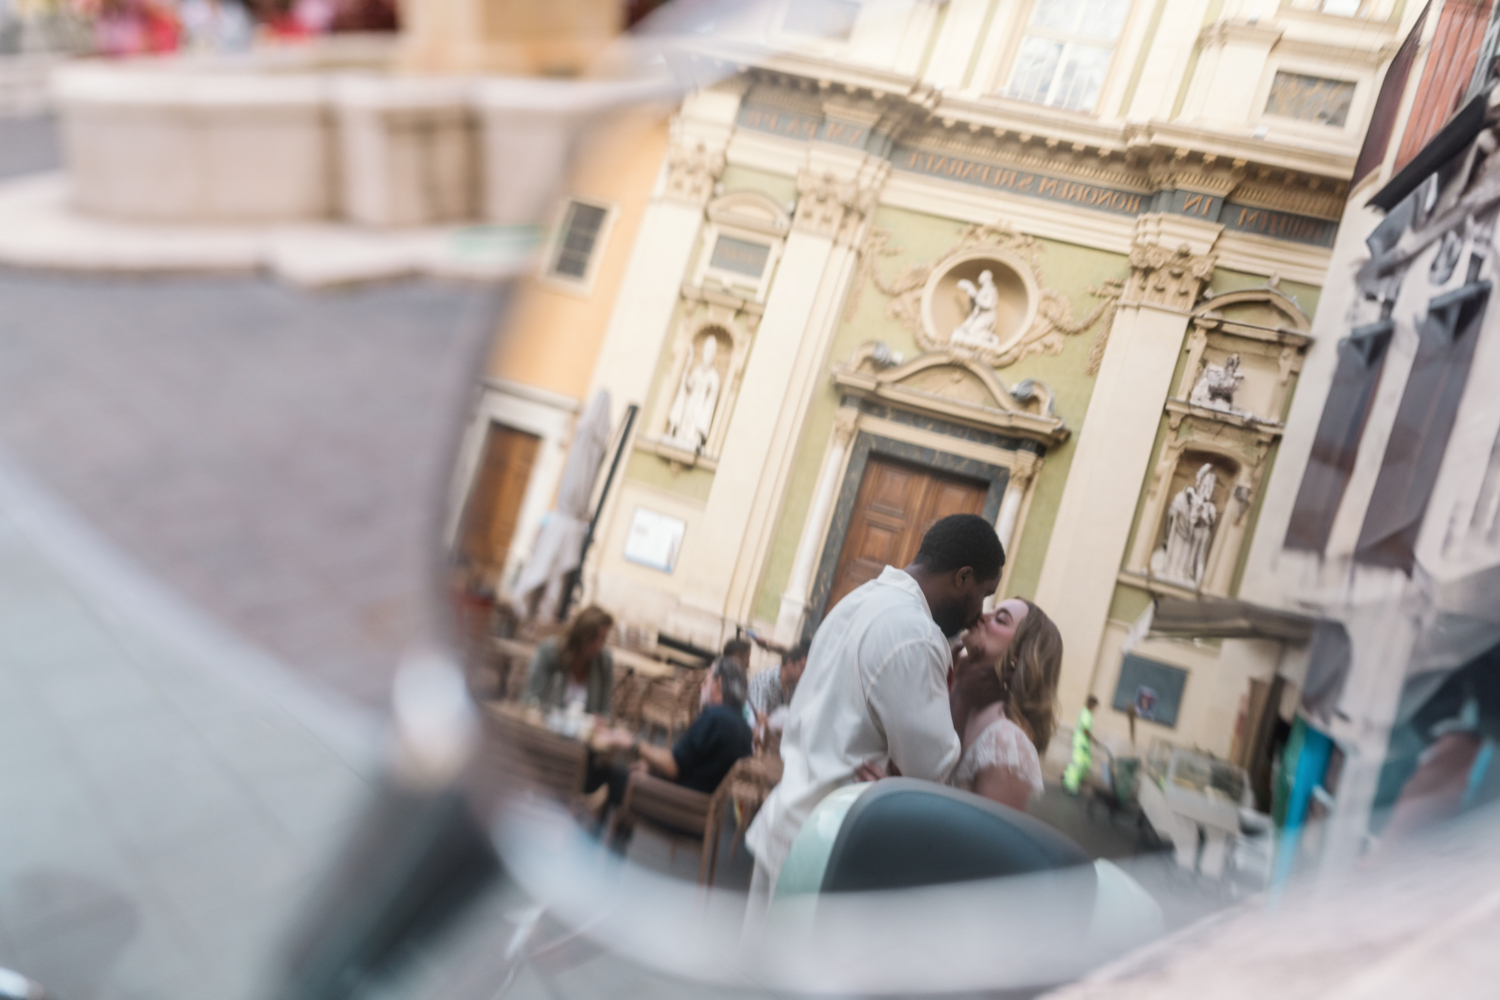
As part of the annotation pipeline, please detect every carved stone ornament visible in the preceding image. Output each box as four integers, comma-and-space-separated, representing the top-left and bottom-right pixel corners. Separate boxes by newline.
794, 169, 878, 244
1150, 462, 1219, 587
850, 221, 1122, 370
1125, 242, 1217, 309
1007, 449, 1042, 489
831, 343, 1070, 446
664, 140, 727, 206
1188, 353, 1250, 416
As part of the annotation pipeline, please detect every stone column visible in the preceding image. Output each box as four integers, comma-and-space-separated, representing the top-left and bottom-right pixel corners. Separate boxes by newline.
995, 451, 1040, 554
586, 132, 727, 426
682, 165, 880, 621
1033, 241, 1216, 720
774, 407, 860, 644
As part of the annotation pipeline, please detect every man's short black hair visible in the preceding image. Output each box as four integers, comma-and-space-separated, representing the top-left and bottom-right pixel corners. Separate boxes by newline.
783, 638, 812, 665
912, 513, 1004, 581
722, 638, 751, 661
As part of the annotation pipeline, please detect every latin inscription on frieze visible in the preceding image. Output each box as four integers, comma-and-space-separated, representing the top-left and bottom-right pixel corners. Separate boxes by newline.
737, 105, 870, 148
1221, 204, 1336, 247
892, 144, 1145, 215
735, 109, 1340, 246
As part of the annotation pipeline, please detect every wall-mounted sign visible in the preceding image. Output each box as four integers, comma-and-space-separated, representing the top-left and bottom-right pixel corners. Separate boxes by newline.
623, 507, 685, 573
1111, 654, 1189, 728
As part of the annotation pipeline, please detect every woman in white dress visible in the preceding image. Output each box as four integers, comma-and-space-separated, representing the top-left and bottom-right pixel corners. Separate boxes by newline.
947, 598, 1063, 810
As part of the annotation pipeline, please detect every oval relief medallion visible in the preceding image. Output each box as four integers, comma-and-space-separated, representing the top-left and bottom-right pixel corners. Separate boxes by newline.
919, 250, 1038, 363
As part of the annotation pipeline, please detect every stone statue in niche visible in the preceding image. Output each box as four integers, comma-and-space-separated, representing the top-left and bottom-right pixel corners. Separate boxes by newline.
665, 336, 722, 452
949, 270, 1002, 350
1189, 354, 1249, 415
1152, 463, 1219, 587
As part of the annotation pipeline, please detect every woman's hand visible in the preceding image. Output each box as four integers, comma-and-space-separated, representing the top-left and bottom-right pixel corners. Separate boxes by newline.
855, 759, 902, 782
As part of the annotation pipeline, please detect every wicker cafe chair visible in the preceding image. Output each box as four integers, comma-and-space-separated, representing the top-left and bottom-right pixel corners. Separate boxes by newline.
611, 668, 647, 729
640, 673, 698, 738
703, 753, 784, 882
500, 648, 534, 702
486, 710, 589, 802
609, 769, 726, 884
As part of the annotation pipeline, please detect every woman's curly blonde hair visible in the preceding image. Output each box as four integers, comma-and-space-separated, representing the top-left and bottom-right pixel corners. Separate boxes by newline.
996, 599, 1064, 753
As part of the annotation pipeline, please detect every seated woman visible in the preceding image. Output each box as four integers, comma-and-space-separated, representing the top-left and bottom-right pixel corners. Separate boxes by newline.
522, 605, 614, 716
948, 598, 1063, 811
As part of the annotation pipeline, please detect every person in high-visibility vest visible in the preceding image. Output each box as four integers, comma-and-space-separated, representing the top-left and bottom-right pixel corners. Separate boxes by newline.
1063, 695, 1099, 794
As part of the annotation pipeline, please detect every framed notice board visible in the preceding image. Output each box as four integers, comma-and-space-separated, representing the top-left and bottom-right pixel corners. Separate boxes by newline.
1111, 654, 1189, 729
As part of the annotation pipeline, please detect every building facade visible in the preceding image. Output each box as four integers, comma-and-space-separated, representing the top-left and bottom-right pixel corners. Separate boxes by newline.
1227, 0, 1500, 867
448, 104, 670, 595
464, 0, 1420, 757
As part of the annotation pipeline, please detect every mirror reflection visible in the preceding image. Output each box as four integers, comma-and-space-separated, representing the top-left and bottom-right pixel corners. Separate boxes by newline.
6, 0, 1498, 992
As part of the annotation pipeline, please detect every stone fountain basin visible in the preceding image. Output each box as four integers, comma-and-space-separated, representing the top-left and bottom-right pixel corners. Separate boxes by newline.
51, 36, 673, 227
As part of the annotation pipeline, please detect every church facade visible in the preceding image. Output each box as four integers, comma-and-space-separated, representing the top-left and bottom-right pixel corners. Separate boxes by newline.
464, 0, 1418, 760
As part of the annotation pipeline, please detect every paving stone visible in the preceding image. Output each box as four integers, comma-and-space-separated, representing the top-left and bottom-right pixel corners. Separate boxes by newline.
0, 261, 501, 709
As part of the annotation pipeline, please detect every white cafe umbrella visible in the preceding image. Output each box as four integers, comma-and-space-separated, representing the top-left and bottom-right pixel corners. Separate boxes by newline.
512, 389, 613, 620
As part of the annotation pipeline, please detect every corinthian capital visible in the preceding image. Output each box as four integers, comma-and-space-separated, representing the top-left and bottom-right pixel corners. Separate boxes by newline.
1008, 450, 1041, 488
794, 170, 878, 244
1124, 242, 1216, 310
665, 140, 726, 206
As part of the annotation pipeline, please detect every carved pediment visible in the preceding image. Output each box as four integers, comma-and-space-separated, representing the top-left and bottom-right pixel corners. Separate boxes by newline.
706, 190, 791, 238
1193, 284, 1312, 339
831, 344, 1069, 445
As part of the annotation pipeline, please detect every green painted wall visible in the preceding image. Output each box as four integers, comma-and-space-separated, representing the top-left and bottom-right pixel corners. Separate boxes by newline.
1207, 268, 1322, 323
1108, 583, 1153, 625
720, 164, 797, 206
750, 204, 1132, 621
624, 450, 715, 504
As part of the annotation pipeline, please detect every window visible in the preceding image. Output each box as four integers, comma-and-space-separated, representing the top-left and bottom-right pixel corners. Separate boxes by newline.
708, 235, 771, 278
1319, 0, 1361, 16
1006, 0, 1131, 113
1285, 319, 1393, 553
1264, 71, 1356, 127
1357, 281, 1491, 571
546, 199, 612, 285
783, 0, 861, 41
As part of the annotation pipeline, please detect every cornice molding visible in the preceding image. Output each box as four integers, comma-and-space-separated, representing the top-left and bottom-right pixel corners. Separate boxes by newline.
1274, 36, 1396, 67
1199, 20, 1286, 49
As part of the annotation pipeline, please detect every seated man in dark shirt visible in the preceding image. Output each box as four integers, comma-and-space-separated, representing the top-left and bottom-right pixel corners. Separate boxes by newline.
631, 657, 753, 793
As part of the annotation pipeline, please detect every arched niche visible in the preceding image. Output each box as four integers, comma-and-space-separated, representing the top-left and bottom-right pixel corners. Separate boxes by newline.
1176, 284, 1313, 426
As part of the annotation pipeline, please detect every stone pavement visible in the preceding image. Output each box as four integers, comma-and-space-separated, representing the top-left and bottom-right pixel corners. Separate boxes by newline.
0, 447, 772, 1000
0, 453, 381, 1000
0, 264, 502, 709
0, 114, 518, 711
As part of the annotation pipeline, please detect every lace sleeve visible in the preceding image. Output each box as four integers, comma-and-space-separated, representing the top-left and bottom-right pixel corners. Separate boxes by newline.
950, 719, 1044, 798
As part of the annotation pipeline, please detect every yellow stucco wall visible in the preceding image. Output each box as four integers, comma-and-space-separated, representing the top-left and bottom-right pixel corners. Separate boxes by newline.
484, 111, 670, 401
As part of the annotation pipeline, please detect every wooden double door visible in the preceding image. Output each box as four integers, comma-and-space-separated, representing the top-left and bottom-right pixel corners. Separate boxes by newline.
825, 455, 989, 611
458, 422, 540, 584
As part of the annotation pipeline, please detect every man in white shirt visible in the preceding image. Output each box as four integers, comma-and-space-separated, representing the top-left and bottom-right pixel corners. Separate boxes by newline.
744, 514, 1005, 922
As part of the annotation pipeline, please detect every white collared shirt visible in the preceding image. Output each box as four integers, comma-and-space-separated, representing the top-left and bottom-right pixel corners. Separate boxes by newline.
745, 566, 961, 885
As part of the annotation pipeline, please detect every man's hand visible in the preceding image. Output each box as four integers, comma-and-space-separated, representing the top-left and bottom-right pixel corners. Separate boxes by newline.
596, 728, 635, 750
